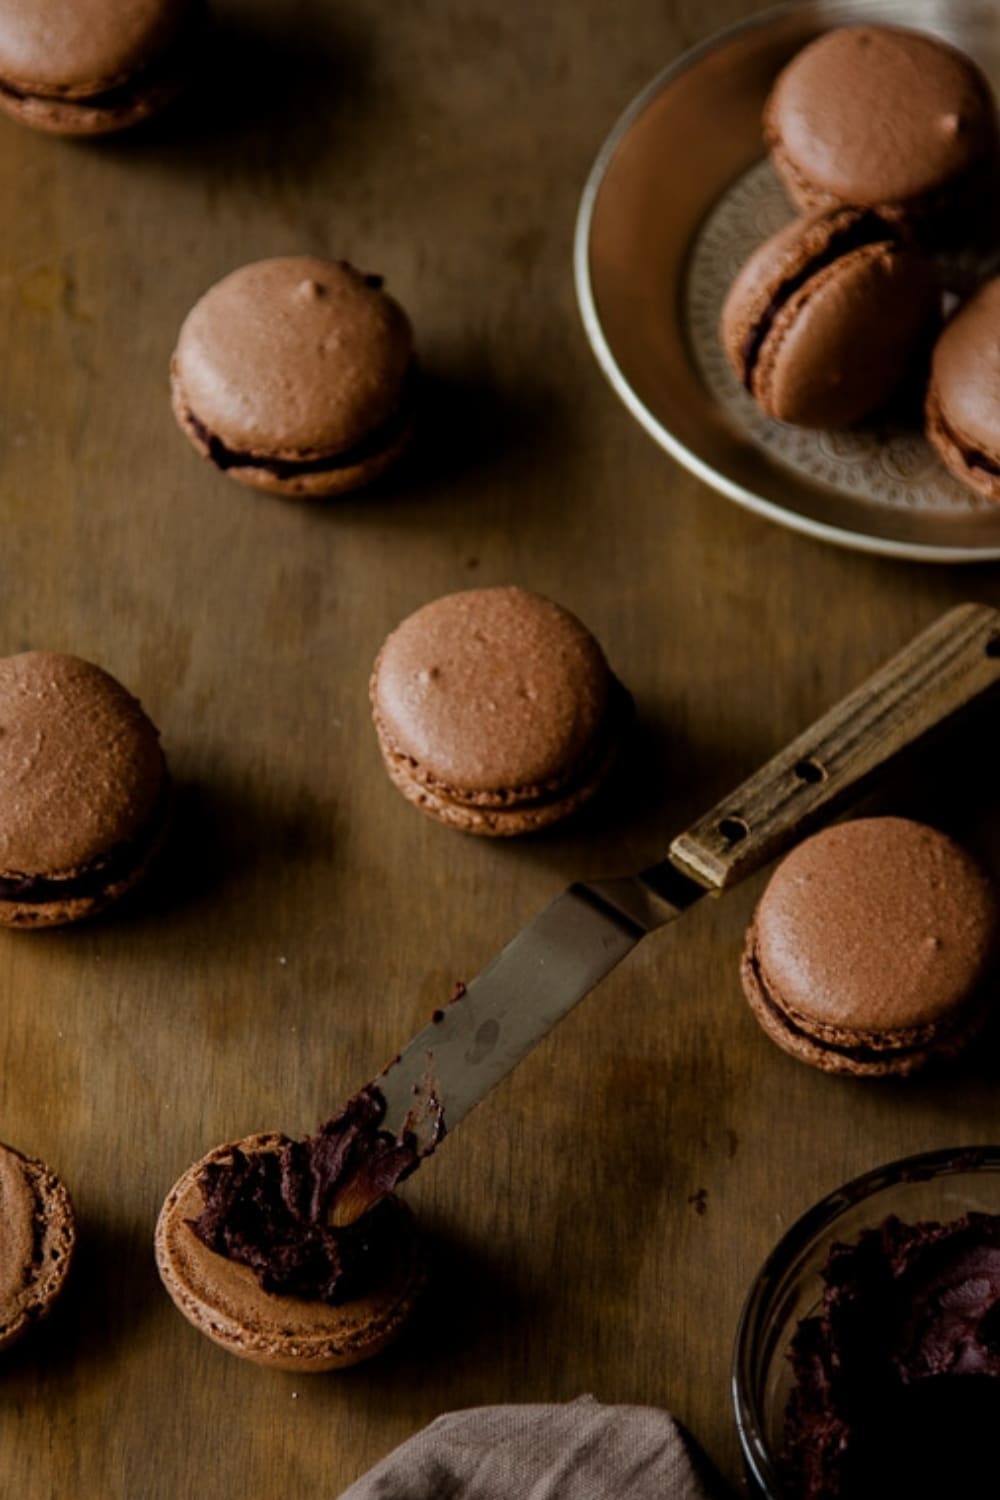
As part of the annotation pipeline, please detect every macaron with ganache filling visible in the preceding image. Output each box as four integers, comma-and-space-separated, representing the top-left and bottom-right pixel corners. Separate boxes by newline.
171, 257, 416, 499
926, 278, 1000, 503
370, 586, 632, 835
0, 1140, 75, 1351
156, 1091, 430, 1370
740, 817, 1000, 1077
720, 207, 938, 428
764, 25, 999, 231
0, 0, 202, 136
0, 652, 169, 927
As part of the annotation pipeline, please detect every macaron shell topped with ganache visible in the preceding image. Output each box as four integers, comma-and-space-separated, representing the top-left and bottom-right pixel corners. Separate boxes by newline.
720, 207, 937, 428
0, 652, 169, 927
155, 1134, 426, 1371
370, 586, 631, 835
741, 817, 999, 1077
0, 1141, 75, 1351
0, 0, 200, 136
171, 257, 416, 499
926, 277, 1000, 503
764, 25, 999, 227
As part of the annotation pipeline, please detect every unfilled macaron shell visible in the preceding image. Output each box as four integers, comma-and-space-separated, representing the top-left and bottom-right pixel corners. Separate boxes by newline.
0, 0, 198, 135
155, 1135, 426, 1371
370, 586, 630, 834
0, 1141, 75, 1350
764, 25, 998, 220
0, 652, 169, 927
741, 817, 999, 1076
926, 277, 1000, 502
171, 257, 415, 497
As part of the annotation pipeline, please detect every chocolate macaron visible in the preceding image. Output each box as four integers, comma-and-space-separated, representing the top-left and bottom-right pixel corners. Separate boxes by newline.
0, 1141, 75, 1351
156, 1131, 426, 1371
764, 26, 999, 231
720, 207, 937, 427
370, 586, 631, 835
741, 817, 999, 1077
0, 0, 201, 136
171, 257, 415, 499
0, 652, 169, 927
926, 278, 1000, 502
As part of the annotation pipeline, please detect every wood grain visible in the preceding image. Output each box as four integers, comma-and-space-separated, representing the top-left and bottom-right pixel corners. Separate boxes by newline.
0, 1, 999, 1496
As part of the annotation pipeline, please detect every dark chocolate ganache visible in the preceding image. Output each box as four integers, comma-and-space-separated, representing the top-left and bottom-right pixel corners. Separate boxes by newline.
190, 1084, 443, 1304
740, 213, 901, 391
784, 1213, 1000, 1500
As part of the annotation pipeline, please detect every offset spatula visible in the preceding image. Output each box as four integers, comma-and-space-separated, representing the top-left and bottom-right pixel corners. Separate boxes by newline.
333, 603, 1000, 1223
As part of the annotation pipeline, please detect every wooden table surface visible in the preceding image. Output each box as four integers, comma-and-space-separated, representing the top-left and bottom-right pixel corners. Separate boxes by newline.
3, 0, 1000, 1494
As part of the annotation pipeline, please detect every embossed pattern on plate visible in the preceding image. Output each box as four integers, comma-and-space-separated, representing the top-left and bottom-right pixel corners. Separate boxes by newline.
576, 0, 1000, 561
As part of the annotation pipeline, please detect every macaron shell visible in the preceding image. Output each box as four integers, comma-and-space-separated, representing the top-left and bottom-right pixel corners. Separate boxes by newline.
926, 382, 1000, 503
739, 931, 961, 1079
925, 279, 1000, 490
750, 818, 998, 1036
720, 208, 881, 380
170, 369, 415, 499
173, 258, 414, 459
0, 1143, 75, 1350
155, 1135, 426, 1372
752, 244, 935, 427
374, 690, 628, 836
371, 587, 613, 795
765, 26, 998, 212
0, 0, 186, 96
0, 653, 166, 878
0, 786, 172, 929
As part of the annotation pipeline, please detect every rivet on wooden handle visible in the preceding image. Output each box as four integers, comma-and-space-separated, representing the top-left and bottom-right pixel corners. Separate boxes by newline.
668, 603, 1000, 892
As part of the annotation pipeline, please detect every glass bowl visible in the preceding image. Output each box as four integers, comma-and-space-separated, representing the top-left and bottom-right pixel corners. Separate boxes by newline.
732, 1145, 1000, 1498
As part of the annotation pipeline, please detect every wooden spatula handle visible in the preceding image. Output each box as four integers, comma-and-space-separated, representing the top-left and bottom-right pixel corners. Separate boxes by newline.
668, 603, 1000, 892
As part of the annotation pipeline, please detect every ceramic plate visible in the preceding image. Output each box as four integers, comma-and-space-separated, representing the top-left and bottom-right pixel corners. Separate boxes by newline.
575, 0, 1000, 562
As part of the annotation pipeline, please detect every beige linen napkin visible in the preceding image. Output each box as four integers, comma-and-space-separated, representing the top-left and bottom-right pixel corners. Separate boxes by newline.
338, 1396, 725, 1499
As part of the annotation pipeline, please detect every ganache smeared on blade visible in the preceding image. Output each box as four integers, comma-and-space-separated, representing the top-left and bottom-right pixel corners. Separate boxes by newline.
189, 1083, 444, 1304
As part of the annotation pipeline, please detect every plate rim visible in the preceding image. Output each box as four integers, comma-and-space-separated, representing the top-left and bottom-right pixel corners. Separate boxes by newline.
573, 0, 1000, 565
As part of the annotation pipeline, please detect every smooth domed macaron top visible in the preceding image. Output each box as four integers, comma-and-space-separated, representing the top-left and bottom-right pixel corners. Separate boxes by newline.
173, 257, 414, 460
753, 817, 998, 1033
766, 25, 997, 207
0, 0, 187, 96
930, 278, 1000, 451
0, 652, 165, 876
372, 587, 614, 793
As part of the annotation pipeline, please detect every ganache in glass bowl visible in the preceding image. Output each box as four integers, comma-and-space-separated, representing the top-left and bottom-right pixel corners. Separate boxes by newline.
733, 1146, 1000, 1500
